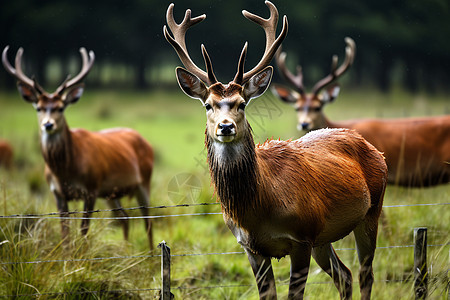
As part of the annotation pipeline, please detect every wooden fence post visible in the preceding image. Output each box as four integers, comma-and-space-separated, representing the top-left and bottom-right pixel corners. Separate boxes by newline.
414, 227, 428, 300
159, 240, 172, 300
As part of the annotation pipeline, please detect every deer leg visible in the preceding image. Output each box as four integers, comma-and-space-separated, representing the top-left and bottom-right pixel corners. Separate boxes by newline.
80, 194, 96, 236
288, 243, 312, 299
135, 185, 153, 250
107, 197, 129, 241
54, 191, 69, 242
353, 215, 378, 300
245, 249, 277, 300
312, 243, 353, 299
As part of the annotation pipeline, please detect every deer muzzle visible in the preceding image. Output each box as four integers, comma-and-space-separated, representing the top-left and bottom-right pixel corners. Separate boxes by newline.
216, 122, 236, 142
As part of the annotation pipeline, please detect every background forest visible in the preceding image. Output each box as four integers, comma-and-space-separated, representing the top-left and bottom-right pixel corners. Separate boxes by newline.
1, 0, 450, 92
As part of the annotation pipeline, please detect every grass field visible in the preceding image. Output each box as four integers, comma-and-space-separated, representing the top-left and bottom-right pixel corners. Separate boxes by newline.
0, 87, 449, 299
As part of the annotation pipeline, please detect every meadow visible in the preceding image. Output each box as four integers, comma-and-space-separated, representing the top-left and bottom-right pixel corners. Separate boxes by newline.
0, 87, 449, 299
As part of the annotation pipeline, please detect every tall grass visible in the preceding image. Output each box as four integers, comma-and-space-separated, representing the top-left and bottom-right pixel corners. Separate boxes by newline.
0, 88, 448, 299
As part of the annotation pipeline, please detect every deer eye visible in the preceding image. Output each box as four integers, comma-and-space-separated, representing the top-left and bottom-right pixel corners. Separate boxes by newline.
238, 103, 246, 111
204, 103, 212, 111
50, 107, 63, 113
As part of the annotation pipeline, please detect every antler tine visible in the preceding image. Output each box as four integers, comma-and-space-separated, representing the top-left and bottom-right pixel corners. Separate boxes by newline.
275, 48, 305, 94
32, 76, 47, 95
312, 37, 356, 96
164, 3, 217, 85
234, 42, 248, 85
2, 46, 35, 88
58, 47, 95, 94
234, 1, 288, 84
243, 1, 278, 55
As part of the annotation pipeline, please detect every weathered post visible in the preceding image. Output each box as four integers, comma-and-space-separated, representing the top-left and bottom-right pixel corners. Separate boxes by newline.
414, 227, 428, 299
159, 241, 172, 299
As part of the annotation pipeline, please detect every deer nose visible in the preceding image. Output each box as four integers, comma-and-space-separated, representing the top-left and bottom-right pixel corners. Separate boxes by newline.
297, 122, 310, 131
44, 122, 54, 131
218, 123, 235, 135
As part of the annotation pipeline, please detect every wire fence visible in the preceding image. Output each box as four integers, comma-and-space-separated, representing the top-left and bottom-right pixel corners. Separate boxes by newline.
1, 201, 449, 298
0, 201, 448, 220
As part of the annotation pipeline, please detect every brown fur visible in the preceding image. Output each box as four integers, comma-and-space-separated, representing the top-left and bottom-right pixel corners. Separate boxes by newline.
332, 116, 450, 186
43, 127, 153, 201
42, 122, 155, 249
209, 128, 387, 258
272, 85, 450, 187
0, 140, 13, 169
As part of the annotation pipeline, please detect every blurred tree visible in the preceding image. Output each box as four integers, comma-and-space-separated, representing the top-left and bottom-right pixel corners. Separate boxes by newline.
1, 0, 449, 92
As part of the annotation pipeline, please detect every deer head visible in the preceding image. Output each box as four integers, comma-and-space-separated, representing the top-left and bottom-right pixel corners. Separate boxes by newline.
2, 46, 95, 135
164, 1, 287, 144
271, 37, 355, 131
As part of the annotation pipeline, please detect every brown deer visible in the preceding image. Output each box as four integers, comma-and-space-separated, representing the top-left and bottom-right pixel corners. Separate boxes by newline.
2, 46, 154, 249
0, 140, 13, 169
164, 2, 387, 299
271, 38, 450, 187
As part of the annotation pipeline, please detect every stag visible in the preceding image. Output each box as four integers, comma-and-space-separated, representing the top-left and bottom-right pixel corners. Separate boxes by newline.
2, 46, 154, 249
164, 2, 387, 299
271, 38, 450, 187
0, 140, 13, 169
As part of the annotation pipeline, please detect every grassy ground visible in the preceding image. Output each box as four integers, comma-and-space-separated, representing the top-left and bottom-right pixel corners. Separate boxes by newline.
0, 87, 449, 299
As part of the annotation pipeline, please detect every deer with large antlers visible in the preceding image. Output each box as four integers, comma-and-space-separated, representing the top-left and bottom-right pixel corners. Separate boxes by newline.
164, 2, 387, 299
2, 46, 154, 248
271, 39, 450, 187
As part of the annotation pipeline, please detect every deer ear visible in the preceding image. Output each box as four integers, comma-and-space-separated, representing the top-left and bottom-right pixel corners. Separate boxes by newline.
243, 66, 273, 102
321, 84, 340, 104
63, 83, 84, 105
176, 67, 208, 103
244, 66, 273, 103
270, 83, 298, 104
17, 82, 39, 103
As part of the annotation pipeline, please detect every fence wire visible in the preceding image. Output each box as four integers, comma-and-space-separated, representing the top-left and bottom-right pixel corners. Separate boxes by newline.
1, 243, 448, 266
0, 202, 448, 220
0, 278, 422, 298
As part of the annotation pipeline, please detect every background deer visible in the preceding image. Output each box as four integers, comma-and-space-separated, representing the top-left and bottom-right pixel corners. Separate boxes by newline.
164, 2, 387, 299
271, 38, 450, 187
0, 139, 13, 169
2, 46, 154, 249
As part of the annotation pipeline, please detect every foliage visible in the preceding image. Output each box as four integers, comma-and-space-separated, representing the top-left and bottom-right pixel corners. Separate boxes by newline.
1, 0, 450, 91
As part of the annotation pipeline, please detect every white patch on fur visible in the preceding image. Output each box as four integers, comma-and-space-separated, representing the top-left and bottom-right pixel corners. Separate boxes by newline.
211, 140, 245, 164
40, 131, 50, 154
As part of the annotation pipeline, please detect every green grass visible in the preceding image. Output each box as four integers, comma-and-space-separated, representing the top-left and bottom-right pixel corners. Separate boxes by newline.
0, 87, 449, 299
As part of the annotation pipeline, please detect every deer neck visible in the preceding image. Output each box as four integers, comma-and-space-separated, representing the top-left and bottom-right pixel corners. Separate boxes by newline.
322, 115, 341, 129
205, 125, 261, 224
40, 119, 74, 175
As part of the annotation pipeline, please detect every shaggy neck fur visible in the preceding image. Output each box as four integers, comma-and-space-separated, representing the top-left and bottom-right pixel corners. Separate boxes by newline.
40, 121, 74, 176
206, 124, 261, 224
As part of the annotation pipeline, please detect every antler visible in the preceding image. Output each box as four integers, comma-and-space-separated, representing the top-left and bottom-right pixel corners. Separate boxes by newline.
311, 37, 356, 96
163, 3, 217, 85
2, 46, 35, 88
2, 46, 94, 96
233, 1, 288, 85
55, 47, 95, 95
275, 48, 305, 94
